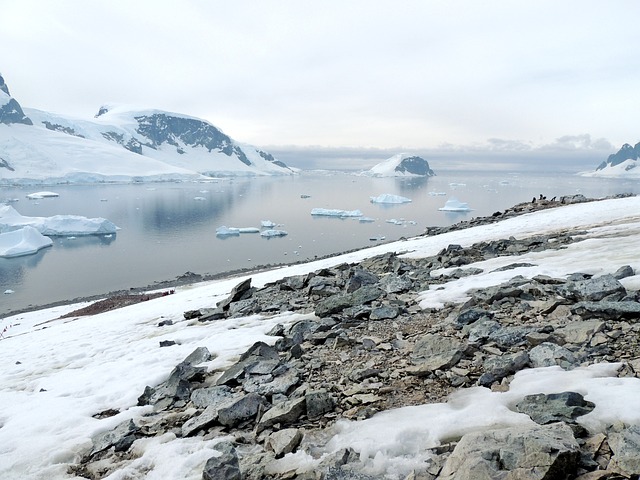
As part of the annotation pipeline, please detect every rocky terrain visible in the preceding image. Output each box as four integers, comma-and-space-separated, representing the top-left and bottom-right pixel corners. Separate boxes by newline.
69, 195, 640, 480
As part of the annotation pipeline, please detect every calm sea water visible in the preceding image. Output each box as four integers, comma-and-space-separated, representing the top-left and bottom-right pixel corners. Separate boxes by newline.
1, 170, 638, 315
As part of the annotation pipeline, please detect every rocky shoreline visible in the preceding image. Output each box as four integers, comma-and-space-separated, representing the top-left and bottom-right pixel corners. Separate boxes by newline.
69, 194, 640, 480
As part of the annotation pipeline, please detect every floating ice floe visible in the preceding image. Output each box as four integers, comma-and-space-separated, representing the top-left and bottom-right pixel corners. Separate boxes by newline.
0, 205, 119, 236
359, 217, 375, 223
428, 191, 447, 196
260, 229, 288, 238
3, 289, 14, 294
26, 191, 59, 200
369, 235, 386, 241
216, 226, 260, 237
311, 208, 363, 218
370, 194, 412, 204
386, 218, 417, 226
438, 197, 472, 212
449, 182, 466, 187
261, 220, 277, 228
0, 226, 53, 258
193, 196, 206, 201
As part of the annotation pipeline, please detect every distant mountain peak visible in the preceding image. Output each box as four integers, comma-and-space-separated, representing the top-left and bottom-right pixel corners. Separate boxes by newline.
596, 142, 640, 171
367, 153, 435, 177
0, 74, 33, 126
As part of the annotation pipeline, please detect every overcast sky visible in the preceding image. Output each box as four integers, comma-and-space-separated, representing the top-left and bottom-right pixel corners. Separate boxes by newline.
1, 1, 639, 156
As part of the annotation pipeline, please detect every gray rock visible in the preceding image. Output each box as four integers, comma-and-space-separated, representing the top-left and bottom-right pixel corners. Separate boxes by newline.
613, 265, 635, 280
191, 386, 234, 408
346, 268, 379, 293
182, 346, 211, 366
409, 334, 464, 373
306, 390, 335, 419
529, 342, 579, 369
607, 423, 640, 477
516, 391, 595, 425
217, 278, 253, 310
243, 367, 300, 396
478, 351, 530, 387
91, 419, 139, 455
489, 325, 535, 348
182, 403, 225, 437
455, 308, 492, 327
265, 428, 303, 458
369, 306, 400, 320
439, 422, 580, 480
315, 285, 383, 317
202, 441, 241, 480
258, 397, 306, 431
571, 301, 640, 320
466, 320, 501, 343
217, 392, 268, 427
559, 274, 626, 302
558, 320, 605, 344
379, 274, 413, 293
138, 361, 207, 409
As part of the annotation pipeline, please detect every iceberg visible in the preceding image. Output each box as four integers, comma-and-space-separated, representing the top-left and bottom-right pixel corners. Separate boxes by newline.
26, 191, 59, 200
216, 226, 260, 237
359, 217, 376, 223
260, 229, 288, 238
0, 205, 118, 236
438, 197, 472, 212
370, 194, 412, 204
0, 226, 53, 258
261, 220, 277, 228
311, 208, 363, 218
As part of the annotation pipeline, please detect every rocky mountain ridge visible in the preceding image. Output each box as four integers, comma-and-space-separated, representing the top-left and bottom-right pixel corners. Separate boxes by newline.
0, 74, 293, 182
69, 194, 640, 480
596, 142, 639, 172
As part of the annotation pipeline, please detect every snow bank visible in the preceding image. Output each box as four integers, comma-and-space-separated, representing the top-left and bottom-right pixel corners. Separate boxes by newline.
438, 197, 472, 212
0, 226, 53, 258
370, 194, 412, 204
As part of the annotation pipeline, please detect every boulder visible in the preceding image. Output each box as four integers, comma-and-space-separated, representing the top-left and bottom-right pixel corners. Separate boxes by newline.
439, 423, 580, 480
516, 392, 595, 425
202, 441, 241, 480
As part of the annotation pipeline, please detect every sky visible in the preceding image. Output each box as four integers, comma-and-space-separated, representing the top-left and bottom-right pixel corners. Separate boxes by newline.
1, 1, 640, 160
2, 194, 640, 478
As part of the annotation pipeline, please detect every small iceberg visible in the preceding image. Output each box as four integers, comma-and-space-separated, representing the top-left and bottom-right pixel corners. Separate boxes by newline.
0, 205, 118, 236
261, 220, 277, 228
260, 229, 288, 238
216, 226, 260, 237
369, 235, 386, 241
311, 208, 363, 218
0, 226, 53, 258
370, 194, 412, 204
359, 217, 376, 223
438, 197, 472, 212
26, 191, 59, 200
428, 191, 447, 196
193, 196, 207, 201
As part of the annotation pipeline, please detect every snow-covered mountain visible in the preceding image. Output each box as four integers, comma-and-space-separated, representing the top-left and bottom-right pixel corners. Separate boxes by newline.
365, 153, 435, 177
581, 142, 640, 178
0, 75, 294, 184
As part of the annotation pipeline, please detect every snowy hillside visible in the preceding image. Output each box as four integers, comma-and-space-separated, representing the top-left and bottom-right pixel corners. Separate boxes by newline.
365, 153, 435, 177
1, 195, 640, 479
580, 142, 640, 178
0, 76, 294, 184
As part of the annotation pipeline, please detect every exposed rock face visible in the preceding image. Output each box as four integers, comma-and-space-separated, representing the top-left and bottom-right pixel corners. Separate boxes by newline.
0, 74, 33, 125
69, 194, 640, 480
394, 155, 435, 176
597, 142, 640, 170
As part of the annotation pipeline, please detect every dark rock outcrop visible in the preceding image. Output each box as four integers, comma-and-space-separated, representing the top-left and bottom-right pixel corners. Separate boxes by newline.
0, 74, 32, 125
